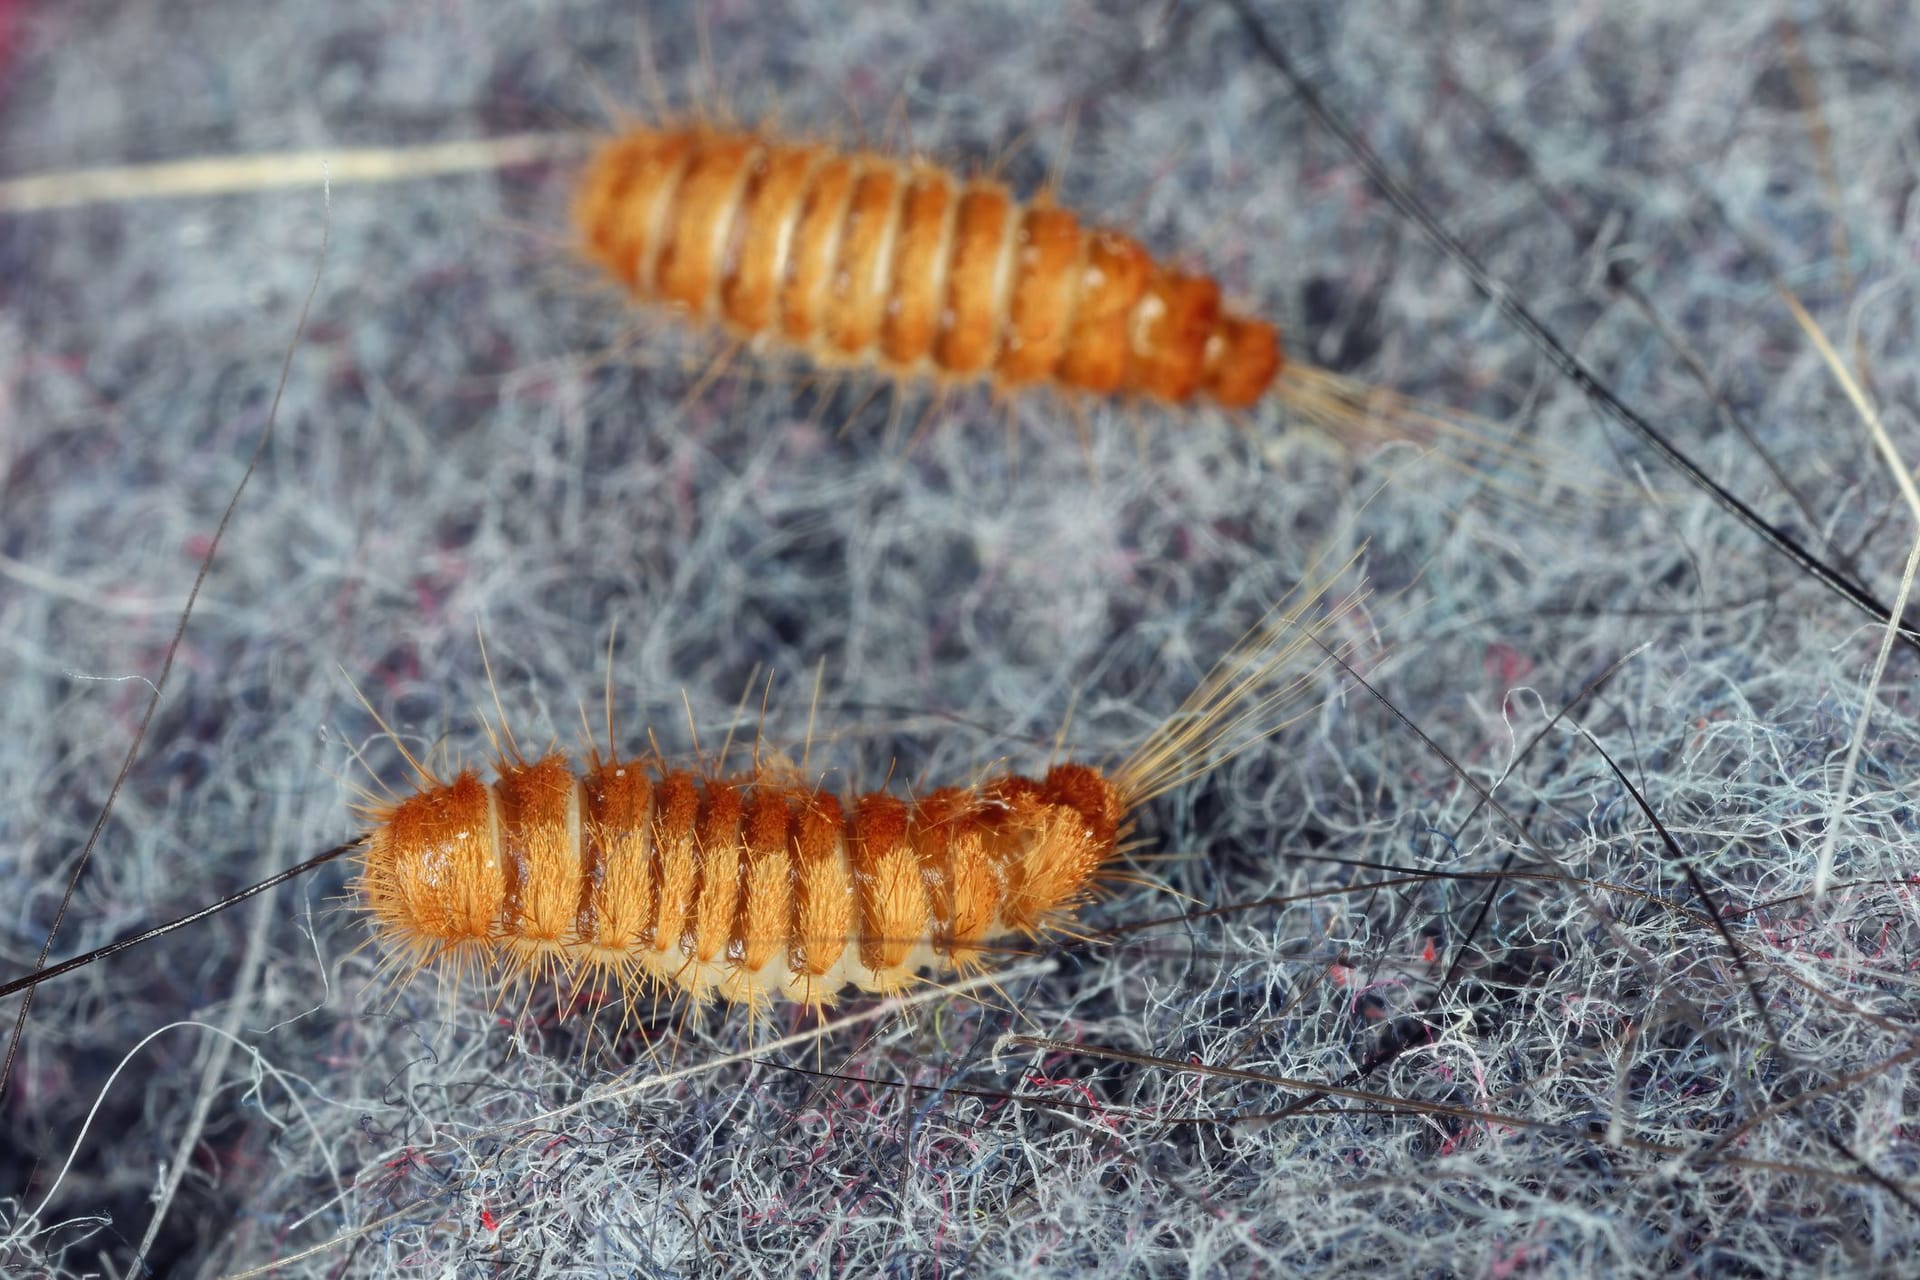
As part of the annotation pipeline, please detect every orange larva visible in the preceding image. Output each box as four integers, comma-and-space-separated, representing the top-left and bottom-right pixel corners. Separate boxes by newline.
359, 754, 1122, 1010
571, 125, 1284, 409
354, 564, 1365, 1014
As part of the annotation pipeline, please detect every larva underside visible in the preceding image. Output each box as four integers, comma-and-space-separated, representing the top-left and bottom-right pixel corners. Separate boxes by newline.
572, 125, 1284, 409
356, 567, 1364, 1013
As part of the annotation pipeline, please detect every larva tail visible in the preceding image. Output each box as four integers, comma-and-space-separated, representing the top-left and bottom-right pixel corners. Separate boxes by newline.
1110, 547, 1369, 810
1269, 362, 1645, 513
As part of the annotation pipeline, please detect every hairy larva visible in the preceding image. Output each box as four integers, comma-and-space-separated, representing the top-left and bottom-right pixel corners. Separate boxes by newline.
356, 569, 1360, 1016
365, 756, 1128, 1009
572, 124, 1284, 409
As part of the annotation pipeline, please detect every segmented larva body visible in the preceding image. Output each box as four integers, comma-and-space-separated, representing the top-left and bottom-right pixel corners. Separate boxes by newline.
358, 753, 1124, 1009
572, 126, 1284, 408
352, 568, 1360, 1014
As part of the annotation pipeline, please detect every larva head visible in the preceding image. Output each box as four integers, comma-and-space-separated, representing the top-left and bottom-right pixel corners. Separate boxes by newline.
1202, 314, 1284, 409
570, 128, 699, 291
356, 770, 501, 969
571, 134, 637, 277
